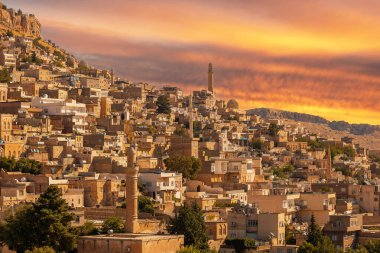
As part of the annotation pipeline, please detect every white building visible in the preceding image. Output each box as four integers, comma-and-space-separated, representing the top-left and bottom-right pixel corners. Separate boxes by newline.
139, 171, 182, 204
0, 52, 17, 67
31, 97, 88, 133
31, 97, 87, 116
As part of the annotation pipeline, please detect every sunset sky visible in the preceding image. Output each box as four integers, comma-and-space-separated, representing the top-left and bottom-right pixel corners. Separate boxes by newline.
6, 0, 380, 124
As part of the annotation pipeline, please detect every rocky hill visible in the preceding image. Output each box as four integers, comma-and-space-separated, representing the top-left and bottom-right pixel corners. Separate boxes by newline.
248, 108, 380, 135
0, 5, 41, 37
247, 108, 329, 124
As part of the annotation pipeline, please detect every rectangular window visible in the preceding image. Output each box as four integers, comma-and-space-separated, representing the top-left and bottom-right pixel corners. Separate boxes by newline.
247, 220, 258, 227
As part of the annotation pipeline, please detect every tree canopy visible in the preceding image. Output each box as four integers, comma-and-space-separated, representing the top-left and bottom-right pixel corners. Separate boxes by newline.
138, 195, 155, 215
101, 216, 124, 233
268, 123, 283, 137
0, 186, 76, 253
169, 203, 209, 251
0, 157, 41, 175
164, 155, 201, 180
0, 68, 11, 83
156, 95, 171, 114
224, 238, 257, 253
298, 215, 335, 253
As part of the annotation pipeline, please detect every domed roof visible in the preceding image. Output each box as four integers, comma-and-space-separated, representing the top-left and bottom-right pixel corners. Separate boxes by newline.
227, 99, 239, 109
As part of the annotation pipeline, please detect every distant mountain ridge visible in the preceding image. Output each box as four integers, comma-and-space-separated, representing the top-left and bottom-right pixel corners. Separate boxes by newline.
247, 108, 380, 135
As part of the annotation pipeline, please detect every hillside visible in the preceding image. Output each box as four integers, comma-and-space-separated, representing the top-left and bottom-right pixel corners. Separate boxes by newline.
248, 108, 380, 136
0, 5, 41, 37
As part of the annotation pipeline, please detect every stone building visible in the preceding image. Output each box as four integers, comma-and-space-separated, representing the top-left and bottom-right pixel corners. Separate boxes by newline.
77, 148, 184, 253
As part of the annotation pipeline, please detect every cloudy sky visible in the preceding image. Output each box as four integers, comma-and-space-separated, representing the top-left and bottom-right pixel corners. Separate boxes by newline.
6, 0, 380, 124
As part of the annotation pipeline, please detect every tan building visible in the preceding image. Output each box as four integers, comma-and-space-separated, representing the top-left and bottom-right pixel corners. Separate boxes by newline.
247, 193, 300, 222
348, 185, 380, 215
324, 214, 363, 250
0, 83, 7, 101
227, 206, 286, 246
77, 151, 184, 253
0, 53, 16, 67
77, 234, 184, 253
0, 142, 24, 159
0, 114, 13, 142
169, 136, 199, 158
100, 96, 111, 117
24, 68, 53, 82
297, 192, 336, 226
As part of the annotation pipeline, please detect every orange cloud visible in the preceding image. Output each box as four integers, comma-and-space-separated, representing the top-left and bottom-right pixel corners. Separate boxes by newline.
6, 0, 380, 124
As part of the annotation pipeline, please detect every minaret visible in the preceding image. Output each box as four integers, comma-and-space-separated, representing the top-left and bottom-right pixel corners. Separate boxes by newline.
189, 94, 193, 138
125, 145, 139, 233
208, 63, 214, 93
110, 68, 114, 85
326, 145, 332, 179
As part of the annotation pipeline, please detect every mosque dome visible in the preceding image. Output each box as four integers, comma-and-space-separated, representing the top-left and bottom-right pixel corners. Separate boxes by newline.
227, 99, 239, 109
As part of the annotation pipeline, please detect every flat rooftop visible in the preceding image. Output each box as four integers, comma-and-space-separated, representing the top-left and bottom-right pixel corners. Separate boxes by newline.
79, 233, 183, 242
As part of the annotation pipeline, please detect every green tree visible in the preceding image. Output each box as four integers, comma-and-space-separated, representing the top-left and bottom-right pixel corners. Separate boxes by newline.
25, 246, 55, 253
53, 50, 66, 62
307, 215, 323, 246
77, 221, 98, 236
285, 225, 296, 244
138, 195, 155, 215
271, 163, 294, 179
164, 156, 201, 180
250, 140, 263, 150
298, 242, 315, 253
347, 246, 368, 253
298, 215, 336, 253
156, 95, 171, 114
0, 68, 11, 83
364, 240, 380, 253
101, 216, 124, 233
298, 237, 335, 253
32, 52, 37, 63
169, 204, 209, 251
268, 123, 283, 137
224, 238, 256, 253
174, 126, 187, 137
0, 186, 76, 253
0, 157, 41, 175
316, 236, 336, 253
5, 30, 13, 37
178, 245, 203, 253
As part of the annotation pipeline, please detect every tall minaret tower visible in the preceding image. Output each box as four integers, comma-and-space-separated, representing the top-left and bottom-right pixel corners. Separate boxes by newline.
326, 145, 332, 179
189, 94, 193, 138
208, 63, 214, 94
125, 145, 139, 233
110, 68, 114, 86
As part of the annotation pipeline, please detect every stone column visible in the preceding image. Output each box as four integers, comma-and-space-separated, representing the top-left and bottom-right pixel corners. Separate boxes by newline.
125, 165, 139, 233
